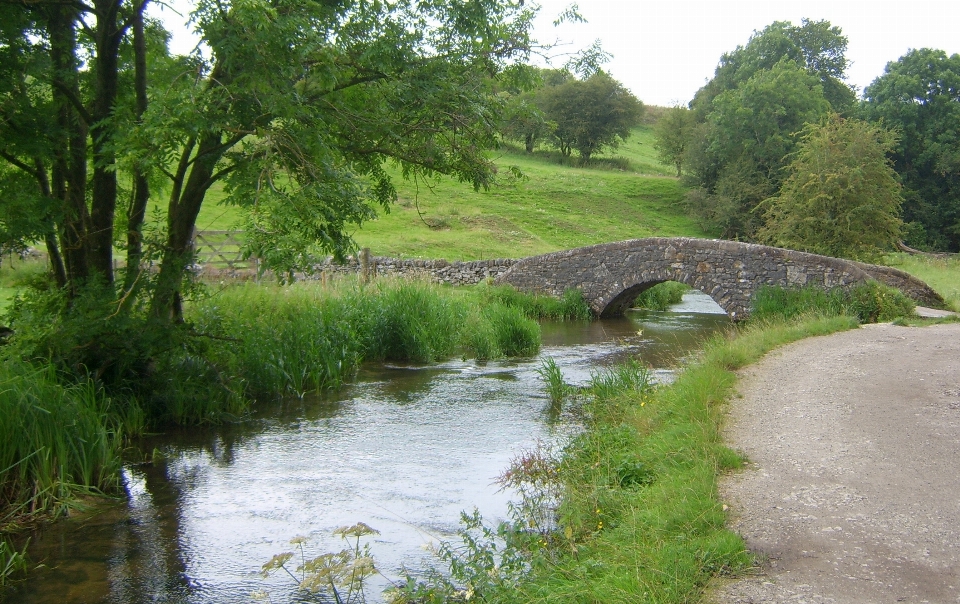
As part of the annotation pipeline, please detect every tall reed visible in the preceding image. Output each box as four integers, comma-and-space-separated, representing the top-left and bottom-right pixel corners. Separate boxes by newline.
0, 359, 122, 583
194, 284, 366, 400
357, 280, 465, 363
193, 279, 548, 401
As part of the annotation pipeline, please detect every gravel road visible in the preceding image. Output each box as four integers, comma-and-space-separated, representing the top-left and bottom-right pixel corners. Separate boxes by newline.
711, 322, 960, 604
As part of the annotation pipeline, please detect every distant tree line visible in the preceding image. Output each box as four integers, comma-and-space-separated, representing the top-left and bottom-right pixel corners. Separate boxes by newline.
654, 19, 960, 256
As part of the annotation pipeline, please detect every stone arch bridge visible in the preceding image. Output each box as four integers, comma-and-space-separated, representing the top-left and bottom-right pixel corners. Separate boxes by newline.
495, 238, 944, 320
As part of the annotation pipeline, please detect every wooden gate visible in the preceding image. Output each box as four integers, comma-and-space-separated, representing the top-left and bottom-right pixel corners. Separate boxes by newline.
191, 230, 258, 272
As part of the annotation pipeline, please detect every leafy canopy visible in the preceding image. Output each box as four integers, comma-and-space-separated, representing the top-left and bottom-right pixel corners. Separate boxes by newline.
685, 58, 832, 238
758, 115, 903, 261
861, 48, 960, 251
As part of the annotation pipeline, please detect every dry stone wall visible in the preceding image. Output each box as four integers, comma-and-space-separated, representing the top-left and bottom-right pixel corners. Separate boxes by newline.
314, 255, 517, 285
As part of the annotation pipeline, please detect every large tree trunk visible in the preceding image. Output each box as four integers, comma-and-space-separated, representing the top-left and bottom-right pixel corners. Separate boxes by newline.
151, 133, 227, 322
48, 4, 90, 288
125, 8, 150, 293
89, 0, 125, 285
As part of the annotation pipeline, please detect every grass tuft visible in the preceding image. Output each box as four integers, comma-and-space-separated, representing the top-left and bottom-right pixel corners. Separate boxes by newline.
536, 357, 571, 403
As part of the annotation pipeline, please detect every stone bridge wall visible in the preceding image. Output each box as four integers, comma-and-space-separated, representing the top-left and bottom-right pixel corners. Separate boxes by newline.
495, 238, 944, 319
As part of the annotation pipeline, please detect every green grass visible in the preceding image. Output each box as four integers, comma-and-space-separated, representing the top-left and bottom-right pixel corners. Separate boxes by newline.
0, 256, 46, 315
354, 141, 699, 260
168, 126, 700, 262
884, 252, 960, 312
497, 313, 861, 603
0, 360, 123, 583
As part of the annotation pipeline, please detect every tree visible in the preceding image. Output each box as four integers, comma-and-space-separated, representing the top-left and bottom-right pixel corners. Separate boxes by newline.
691, 19, 854, 117
652, 106, 695, 177
861, 48, 960, 251
537, 71, 643, 161
758, 115, 903, 261
687, 59, 831, 238
0, 0, 536, 321
498, 69, 566, 153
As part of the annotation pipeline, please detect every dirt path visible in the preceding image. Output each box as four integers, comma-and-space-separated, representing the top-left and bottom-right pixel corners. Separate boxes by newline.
712, 322, 960, 604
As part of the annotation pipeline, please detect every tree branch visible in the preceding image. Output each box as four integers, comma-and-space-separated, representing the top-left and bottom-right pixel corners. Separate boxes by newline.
51, 80, 94, 126
0, 150, 41, 179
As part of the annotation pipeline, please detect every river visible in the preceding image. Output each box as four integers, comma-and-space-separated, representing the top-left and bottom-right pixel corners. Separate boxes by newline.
5, 292, 729, 603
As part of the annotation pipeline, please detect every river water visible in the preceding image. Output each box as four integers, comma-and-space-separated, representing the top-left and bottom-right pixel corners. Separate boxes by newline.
5, 293, 729, 603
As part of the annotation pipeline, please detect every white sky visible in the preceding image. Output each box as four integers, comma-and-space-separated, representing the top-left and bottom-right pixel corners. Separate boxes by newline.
150, 0, 960, 107
532, 0, 960, 106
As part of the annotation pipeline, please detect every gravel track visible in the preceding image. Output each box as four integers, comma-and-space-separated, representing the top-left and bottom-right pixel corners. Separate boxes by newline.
711, 322, 960, 604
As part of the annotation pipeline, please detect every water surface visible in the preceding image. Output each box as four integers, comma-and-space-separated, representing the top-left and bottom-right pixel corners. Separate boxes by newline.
7, 292, 728, 603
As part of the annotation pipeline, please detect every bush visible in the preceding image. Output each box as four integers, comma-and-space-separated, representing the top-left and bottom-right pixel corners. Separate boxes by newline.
846, 280, 915, 323
4, 279, 243, 426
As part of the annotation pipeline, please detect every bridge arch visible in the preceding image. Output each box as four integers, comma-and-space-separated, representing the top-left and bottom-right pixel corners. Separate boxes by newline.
495, 238, 944, 320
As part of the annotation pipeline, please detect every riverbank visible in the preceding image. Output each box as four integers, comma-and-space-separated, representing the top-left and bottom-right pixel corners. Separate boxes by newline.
711, 322, 960, 603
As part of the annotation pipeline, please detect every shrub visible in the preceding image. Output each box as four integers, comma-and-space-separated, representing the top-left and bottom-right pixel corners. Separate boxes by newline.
846, 280, 915, 323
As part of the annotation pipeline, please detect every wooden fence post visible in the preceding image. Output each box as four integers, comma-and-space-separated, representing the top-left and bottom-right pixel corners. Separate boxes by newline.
360, 247, 371, 284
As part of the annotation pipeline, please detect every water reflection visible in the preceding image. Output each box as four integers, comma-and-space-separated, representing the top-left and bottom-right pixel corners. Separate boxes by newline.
6, 292, 729, 604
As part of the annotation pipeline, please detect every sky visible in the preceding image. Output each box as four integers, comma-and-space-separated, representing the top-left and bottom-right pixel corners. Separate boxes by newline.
150, 0, 960, 107
531, 0, 960, 106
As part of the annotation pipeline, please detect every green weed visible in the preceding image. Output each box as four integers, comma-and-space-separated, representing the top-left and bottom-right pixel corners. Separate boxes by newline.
193, 279, 550, 402
479, 303, 541, 358
587, 359, 654, 404
536, 357, 572, 403
359, 281, 465, 363
0, 538, 28, 585
480, 285, 592, 321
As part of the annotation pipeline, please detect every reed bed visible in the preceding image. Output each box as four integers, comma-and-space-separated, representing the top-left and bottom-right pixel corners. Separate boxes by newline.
0, 362, 120, 519
193, 278, 568, 400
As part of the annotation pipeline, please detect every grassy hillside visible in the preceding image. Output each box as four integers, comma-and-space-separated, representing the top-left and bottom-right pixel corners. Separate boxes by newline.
185, 125, 704, 260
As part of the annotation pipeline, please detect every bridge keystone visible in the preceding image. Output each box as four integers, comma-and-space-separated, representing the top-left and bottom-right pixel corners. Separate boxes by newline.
495, 238, 945, 319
